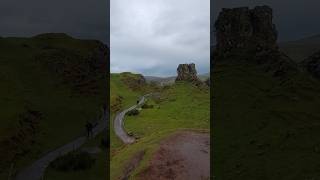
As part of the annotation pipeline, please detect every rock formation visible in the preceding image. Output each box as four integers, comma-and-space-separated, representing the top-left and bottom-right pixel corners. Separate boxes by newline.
301, 51, 320, 78
213, 6, 297, 77
175, 63, 200, 82
214, 6, 279, 59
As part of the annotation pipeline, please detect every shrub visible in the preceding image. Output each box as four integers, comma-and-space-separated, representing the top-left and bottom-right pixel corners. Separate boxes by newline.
141, 104, 154, 109
127, 109, 139, 116
50, 151, 95, 172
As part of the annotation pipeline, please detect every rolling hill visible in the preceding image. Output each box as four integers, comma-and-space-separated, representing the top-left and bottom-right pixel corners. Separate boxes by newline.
110, 72, 209, 179
145, 73, 209, 86
0, 33, 108, 179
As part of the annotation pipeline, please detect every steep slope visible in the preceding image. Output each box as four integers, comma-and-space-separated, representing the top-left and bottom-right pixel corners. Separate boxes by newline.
213, 6, 320, 179
0, 33, 107, 179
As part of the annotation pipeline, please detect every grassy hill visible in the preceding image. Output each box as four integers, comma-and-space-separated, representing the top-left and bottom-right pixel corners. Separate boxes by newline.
0, 33, 107, 179
280, 34, 320, 62
110, 72, 209, 179
213, 53, 320, 179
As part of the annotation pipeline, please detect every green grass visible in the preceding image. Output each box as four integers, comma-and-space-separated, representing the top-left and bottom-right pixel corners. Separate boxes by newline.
0, 34, 107, 178
213, 59, 320, 179
110, 74, 210, 180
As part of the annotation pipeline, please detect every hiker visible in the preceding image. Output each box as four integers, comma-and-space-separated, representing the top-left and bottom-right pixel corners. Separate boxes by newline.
86, 121, 93, 138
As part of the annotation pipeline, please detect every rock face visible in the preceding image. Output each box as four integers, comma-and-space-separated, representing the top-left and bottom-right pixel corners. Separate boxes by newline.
175, 63, 200, 82
213, 6, 297, 77
214, 6, 278, 59
302, 51, 320, 78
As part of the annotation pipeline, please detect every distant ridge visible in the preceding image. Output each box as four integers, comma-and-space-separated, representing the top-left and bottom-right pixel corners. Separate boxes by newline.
280, 34, 320, 62
145, 73, 209, 86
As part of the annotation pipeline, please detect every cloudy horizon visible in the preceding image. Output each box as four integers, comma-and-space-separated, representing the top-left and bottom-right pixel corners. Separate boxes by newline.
111, 0, 210, 77
0, 0, 109, 44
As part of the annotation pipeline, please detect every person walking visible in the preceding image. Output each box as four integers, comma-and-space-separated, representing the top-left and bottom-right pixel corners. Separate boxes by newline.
86, 121, 93, 138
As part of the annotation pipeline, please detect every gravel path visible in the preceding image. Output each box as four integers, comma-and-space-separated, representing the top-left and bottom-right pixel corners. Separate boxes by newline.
113, 94, 150, 144
15, 114, 107, 180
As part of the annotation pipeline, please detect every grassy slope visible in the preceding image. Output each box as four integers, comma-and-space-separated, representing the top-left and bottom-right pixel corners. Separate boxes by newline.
110, 72, 209, 179
110, 73, 143, 152
0, 34, 106, 178
213, 59, 320, 179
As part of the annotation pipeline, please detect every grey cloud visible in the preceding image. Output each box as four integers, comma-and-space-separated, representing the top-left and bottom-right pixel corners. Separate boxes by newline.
111, 0, 210, 76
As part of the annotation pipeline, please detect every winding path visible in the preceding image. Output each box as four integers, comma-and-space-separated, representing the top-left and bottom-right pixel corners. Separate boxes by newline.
114, 94, 150, 144
15, 114, 107, 180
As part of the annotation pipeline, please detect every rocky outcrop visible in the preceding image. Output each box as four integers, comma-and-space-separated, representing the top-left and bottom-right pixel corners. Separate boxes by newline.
175, 63, 200, 82
120, 72, 146, 91
214, 6, 278, 59
301, 51, 320, 78
213, 6, 297, 77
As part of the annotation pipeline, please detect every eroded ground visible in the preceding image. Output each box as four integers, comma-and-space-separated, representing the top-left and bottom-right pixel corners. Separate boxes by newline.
138, 131, 210, 180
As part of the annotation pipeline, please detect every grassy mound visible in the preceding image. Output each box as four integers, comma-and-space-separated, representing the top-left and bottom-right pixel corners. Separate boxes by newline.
0, 34, 107, 178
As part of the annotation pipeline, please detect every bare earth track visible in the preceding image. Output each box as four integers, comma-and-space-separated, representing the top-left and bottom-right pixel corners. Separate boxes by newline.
138, 131, 210, 180
113, 94, 210, 179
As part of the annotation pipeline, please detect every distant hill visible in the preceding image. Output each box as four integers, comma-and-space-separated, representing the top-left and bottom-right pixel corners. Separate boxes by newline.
145, 73, 209, 86
280, 34, 320, 62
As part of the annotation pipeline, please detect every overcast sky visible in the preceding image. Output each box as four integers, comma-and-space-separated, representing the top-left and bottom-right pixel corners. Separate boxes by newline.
111, 0, 210, 77
213, 0, 320, 42
0, 0, 109, 44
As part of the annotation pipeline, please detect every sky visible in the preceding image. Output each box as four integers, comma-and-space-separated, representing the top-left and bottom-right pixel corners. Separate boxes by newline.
0, 0, 109, 44
213, 0, 320, 42
111, 0, 210, 77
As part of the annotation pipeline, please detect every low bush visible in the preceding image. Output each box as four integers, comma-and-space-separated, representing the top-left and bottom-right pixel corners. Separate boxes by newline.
141, 104, 154, 109
127, 109, 139, 116
50, 151, 95, 172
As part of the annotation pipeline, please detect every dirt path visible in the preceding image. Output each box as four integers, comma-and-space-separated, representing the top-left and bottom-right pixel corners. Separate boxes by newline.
113, 94, 150, 144
138, 131, 210, 180
14, 116, 107, 180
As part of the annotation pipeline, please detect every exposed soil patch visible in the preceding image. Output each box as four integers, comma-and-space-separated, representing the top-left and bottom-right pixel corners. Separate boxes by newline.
138, 131, 210, 180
